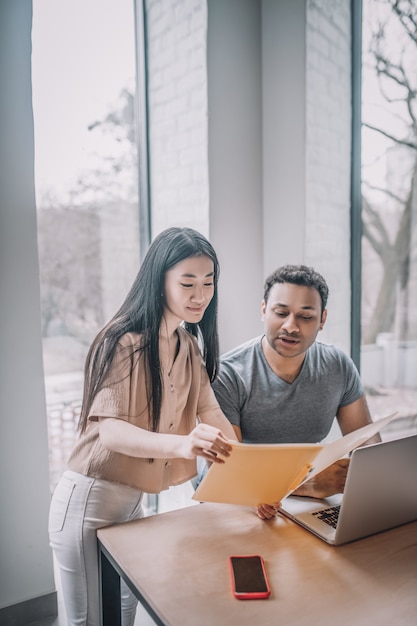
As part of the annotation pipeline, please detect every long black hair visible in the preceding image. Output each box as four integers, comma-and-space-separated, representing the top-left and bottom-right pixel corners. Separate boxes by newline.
78, 227, 220, 433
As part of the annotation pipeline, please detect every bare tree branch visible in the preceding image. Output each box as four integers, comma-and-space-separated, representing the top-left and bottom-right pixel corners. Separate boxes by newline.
391, 0, 417, 46
362, 121, 417, 150
362, 180, 406, 204
375, 53, 409, 91
362, 197, 391, 254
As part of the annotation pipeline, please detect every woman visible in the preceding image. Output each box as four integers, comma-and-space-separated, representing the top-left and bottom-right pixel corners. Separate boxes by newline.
49, 227, 236, 626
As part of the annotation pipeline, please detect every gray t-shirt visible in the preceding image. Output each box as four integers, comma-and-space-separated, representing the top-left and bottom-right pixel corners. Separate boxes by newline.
212, 336, 364, 444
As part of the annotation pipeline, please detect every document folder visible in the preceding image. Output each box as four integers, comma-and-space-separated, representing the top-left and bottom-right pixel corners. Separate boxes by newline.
193, 413, 398, 507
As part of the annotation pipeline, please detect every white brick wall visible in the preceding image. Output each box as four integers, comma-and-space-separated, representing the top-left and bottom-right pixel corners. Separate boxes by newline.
145, 0, 209, 238
305, 0, 352, 352
145, 0, 355, 351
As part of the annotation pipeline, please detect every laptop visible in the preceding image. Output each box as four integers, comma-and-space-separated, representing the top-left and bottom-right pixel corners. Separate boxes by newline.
279, 434, 417, 545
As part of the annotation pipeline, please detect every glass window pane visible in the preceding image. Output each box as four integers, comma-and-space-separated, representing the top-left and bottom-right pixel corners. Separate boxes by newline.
32, 0, 140, 490
361, 0, 417, 439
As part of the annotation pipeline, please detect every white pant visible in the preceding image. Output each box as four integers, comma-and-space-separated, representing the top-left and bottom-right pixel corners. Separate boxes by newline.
49, 470, 144, 626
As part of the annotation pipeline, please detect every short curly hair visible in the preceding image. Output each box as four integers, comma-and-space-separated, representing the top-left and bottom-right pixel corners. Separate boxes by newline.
263, 265, 329, 313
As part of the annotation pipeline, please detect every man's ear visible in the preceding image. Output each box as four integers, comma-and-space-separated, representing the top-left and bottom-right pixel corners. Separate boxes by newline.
319, 309, 327, 330
261, 300, 266, 321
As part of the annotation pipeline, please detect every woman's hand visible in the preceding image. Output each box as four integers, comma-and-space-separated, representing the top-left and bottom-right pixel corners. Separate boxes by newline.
256, 502, 281, 520
179, 423, 233, 463
98, 417, 232, 462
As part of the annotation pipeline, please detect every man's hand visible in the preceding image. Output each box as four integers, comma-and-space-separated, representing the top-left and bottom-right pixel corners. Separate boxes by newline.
256, 502, 281, 520
293, 458, 350, 498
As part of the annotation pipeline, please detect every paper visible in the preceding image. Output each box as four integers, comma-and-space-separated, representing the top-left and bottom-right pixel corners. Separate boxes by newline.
304, 412, 398, 480
193, 413, 399, 507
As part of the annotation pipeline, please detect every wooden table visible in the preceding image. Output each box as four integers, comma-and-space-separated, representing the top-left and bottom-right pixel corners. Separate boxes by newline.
97, 502, 417, 626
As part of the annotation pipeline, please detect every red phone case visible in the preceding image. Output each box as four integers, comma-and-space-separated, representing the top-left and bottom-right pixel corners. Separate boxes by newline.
229, 555, 271, 600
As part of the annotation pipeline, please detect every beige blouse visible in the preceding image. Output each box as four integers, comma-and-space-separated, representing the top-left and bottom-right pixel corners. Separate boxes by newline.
68, 328, 224, 493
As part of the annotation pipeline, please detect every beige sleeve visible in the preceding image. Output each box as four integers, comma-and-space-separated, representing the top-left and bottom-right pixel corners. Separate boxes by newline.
88, 338, 137, 421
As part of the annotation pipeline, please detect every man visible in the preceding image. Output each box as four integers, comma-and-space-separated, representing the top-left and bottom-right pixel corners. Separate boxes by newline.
212, 265, 380, 519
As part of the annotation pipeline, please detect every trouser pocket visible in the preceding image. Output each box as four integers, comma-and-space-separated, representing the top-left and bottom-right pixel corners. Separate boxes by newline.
48, 474, 76, 533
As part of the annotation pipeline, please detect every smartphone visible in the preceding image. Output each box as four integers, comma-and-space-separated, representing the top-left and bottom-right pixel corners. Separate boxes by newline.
229, 555, 271, 600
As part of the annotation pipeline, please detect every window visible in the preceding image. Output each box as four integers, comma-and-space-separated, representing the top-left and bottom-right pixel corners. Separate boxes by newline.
32, 0, 140, 489
32, 0, 210, 496
360, 0, 417, 437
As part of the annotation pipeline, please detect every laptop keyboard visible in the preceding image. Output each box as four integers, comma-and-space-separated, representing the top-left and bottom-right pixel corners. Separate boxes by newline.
312, 505, 341, 529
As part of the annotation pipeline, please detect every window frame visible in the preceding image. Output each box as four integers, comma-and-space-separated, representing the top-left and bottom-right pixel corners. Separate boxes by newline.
350, 0, 363, 370
134, 0, 152, 258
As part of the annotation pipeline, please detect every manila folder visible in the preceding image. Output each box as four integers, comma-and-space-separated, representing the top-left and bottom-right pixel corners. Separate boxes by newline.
192, 443, 322, 507
192, 413, 399, 507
